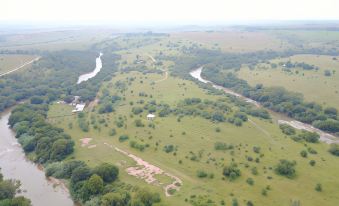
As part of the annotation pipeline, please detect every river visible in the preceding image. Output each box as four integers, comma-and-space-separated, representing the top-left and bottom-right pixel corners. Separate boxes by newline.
190, 67, 339, 144
0, 110, 74, 205
77, 52, 103, 84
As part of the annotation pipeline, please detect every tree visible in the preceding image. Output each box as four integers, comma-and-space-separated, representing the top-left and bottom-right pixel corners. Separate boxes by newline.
298, 131, 319, 143
313, 119, 339, 133
275, 159, 296, 178
71, 166, 92, 183
30, 96, 44, 104
82, 174, 104, 196
223, 163, 241, 180
93, 163, 119, 183
279, 124, 296, 135
133, 189, 161, 206
101, 192, 131, 206
0, 180, 17, 200
328, 144, 339, 156
50, 139, 74, 161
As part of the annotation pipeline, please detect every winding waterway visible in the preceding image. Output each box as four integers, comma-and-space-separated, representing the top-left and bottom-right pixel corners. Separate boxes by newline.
0, 109, 74, 206
190, 67, 339, 144
77, 52, 103, 84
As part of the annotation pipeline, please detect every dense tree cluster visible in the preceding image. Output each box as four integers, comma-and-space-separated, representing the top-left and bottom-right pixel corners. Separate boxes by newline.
46, 160, 161, 205
9, 104, 74, 163
279, 61, 319, 70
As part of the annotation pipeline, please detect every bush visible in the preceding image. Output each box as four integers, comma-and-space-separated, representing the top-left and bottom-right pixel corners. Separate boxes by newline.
251, 167, 258, 175
134, 119, 145, 127
214, 142, 233, 151
275, 159, 296, 178
253, 146, 261, 154
129, 141, 146, 151
300, 150, 308, 158
246, 178, 254, 185
163, 145, 175, 153
315, 183, 322, 192
132, 107, 143, 115
223, 163, 241, 180
119, 135, 129, 142
109, 128, 116, 136
234, 112, 248, 121
196, 170, 208, 178
309, 160, 316, 166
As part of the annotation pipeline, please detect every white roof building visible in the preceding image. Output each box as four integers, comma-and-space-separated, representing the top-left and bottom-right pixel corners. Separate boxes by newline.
72, 104, 86, 113
147, 113, 155, 120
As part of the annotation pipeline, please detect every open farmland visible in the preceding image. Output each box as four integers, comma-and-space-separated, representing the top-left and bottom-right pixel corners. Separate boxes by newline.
237, 54, 339, 110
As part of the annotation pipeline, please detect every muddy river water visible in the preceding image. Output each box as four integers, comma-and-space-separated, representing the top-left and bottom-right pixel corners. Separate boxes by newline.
0, 110, 74, 205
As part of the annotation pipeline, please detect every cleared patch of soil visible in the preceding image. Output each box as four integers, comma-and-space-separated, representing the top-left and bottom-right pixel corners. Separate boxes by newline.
104, 142, 182, 196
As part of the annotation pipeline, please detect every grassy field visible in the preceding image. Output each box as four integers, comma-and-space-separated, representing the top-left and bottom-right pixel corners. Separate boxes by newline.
237, 54, 339, 110
270, 30, 339, 50
48, 69, 339, 206
0, 54, 38, 74
172, 30, 293, 52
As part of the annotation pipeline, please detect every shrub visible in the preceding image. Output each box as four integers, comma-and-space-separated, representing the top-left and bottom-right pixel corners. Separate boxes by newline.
275, 159, 296, 178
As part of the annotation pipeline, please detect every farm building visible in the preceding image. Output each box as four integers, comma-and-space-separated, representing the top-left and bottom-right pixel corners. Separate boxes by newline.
147, 113, 155, 120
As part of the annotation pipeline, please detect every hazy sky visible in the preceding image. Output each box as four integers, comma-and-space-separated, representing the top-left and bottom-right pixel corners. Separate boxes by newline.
2, 0, 339, 25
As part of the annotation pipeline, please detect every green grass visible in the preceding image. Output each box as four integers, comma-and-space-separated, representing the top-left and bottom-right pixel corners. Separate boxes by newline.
48, 69, 339, 206
237, 54, 339, 110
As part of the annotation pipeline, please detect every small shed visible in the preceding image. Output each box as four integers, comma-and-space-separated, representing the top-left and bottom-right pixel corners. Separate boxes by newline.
147, 113, 155, 120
